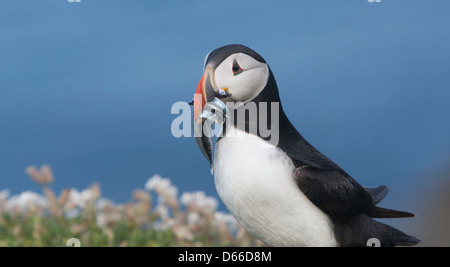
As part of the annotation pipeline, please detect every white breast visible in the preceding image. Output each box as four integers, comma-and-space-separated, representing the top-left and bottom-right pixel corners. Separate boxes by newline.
214, 127, 337, 247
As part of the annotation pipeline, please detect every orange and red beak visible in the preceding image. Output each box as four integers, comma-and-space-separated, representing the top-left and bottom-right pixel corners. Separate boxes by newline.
191, 68, 218, 167
192, 67, 232, 171
193, 67, 217, 124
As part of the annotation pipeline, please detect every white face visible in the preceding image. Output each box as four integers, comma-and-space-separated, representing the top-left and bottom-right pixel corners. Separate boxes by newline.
212, 53, 269, 103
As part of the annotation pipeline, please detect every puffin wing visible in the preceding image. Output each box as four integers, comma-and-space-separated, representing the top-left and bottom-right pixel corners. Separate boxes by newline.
294, 167, 374, 223
294, 168, 415, 222
364, 185, 389, 205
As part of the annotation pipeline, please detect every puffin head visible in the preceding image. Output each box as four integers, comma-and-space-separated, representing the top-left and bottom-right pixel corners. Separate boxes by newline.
192, 44, 276, 171
193, 44, 270, 123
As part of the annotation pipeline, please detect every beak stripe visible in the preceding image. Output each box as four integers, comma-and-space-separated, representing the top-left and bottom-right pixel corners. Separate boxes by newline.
193, 73, 206, 123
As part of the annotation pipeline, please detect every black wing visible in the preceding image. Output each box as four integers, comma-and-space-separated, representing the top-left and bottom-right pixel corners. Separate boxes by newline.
364, 185, 389, 205
294, 167, 415, 222
261, 103, 414, 222
294, 167, 374, 223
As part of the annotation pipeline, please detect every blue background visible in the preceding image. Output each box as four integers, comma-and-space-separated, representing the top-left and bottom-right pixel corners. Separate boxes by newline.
1, 0, 449, 243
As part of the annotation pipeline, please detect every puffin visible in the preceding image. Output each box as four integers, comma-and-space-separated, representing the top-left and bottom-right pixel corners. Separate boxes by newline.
191, 44, 419, 247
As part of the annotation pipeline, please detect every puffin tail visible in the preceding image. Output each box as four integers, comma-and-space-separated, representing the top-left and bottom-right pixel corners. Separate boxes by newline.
366, 206, 415, 219
364, 186, 416, 219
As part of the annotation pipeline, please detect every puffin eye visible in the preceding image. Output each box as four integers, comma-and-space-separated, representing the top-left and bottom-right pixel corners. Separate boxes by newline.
232, 59, 244, 76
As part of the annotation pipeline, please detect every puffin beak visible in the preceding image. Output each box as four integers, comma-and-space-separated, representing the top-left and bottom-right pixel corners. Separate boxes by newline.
192, 67, 217, 169
193, 67, 216, 124
192, 67, 231, 173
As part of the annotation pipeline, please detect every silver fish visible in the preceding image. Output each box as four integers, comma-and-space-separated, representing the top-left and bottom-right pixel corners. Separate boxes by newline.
193, 98, 229, 174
